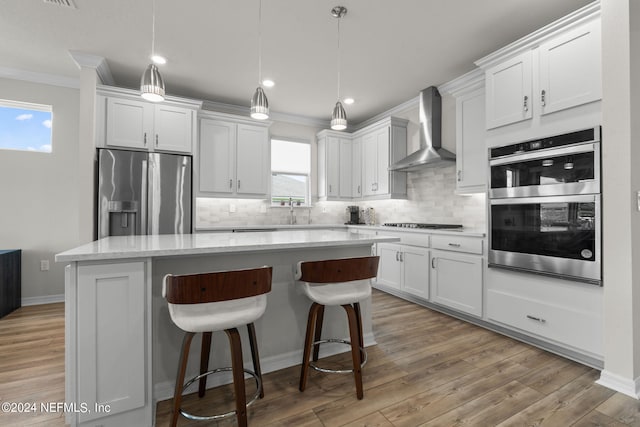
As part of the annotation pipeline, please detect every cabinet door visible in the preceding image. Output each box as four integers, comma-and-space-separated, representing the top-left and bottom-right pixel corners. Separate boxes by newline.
375, 128, 390, 194
401, 246, 430, 299
154, 104, 193, 153
352, 137, 363, 199
236, 124, 269, 196
430, 250, 483, 317
339, 138, 352, 198
77, 262, 146, 422
362, 133, 377, 196
539, 20, 601, 116
106, 98, 153, 149
485, 51, 533, 129
198, 119, 236, 195
326, 137, 340, 197
375, 243, 402, 290
456, 88, 486, 193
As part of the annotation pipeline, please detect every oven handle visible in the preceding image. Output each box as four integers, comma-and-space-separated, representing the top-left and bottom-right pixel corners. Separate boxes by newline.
490, 194, 598, 205
490, 143, 596, 166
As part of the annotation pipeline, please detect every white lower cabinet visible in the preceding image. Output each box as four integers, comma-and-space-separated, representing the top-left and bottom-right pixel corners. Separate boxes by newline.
430, 250, 483, 317
376, 242, 429, 299
75, 261, 149, 425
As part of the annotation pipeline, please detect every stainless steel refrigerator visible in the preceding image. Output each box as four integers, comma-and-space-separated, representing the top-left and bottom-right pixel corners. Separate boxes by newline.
96, 148, 192, 239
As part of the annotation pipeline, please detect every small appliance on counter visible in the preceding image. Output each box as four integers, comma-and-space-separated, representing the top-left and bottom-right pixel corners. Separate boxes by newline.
345, 205, 361, 224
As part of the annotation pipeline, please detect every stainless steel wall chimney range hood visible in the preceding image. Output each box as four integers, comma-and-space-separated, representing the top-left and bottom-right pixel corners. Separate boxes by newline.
389, 86, 455, 172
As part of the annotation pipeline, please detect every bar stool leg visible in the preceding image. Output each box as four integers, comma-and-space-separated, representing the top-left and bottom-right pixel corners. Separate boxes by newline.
198, 332, 212, 398
246, 323, 264, 398
172, 332, 195, 427
343, 304, 364, 400
312, 305, 325, 362
300, 302, 322, 392
226, 327, 248, 427
353, 303, 365, 363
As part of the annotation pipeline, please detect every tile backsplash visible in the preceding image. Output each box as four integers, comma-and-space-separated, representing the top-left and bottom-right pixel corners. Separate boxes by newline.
196, 162, 486, 230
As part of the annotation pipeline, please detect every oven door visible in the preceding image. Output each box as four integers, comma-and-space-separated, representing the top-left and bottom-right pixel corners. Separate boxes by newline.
489, 194, 601, 284
489, 143, 600, 199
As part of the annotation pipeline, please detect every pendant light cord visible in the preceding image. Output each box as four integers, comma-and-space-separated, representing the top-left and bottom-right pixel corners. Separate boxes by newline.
336, 17, 341, 100
258, 0, 262, 85
151, 0, 156, 57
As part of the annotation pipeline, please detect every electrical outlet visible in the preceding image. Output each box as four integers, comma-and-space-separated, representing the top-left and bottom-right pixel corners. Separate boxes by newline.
229, 203, 236, 213
40, 260, 49, 271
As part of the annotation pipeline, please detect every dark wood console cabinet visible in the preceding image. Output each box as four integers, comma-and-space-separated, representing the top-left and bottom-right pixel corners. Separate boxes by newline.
0, 250, 21, 318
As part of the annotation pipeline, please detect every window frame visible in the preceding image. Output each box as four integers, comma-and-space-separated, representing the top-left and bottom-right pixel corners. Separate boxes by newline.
270, 137, 312, 207
0, 99, 53, 154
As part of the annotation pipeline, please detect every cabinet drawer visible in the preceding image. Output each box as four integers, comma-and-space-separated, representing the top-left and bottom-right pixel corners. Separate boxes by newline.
431, 235, 482, 254
487, 289, 602, 356
376, 230, 429, 247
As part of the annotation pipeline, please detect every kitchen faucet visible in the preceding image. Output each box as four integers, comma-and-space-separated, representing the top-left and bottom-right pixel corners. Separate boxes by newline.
289, 198, 296, 225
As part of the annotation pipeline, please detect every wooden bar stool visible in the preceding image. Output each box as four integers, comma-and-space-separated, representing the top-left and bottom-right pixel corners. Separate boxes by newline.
295, 256, 379, 400
163, 266, 272, 427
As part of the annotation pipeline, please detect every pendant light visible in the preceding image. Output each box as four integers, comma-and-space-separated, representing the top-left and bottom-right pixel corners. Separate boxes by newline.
140, 0, 165, 102
330, 6, 347, 131
250, 0, 269, 120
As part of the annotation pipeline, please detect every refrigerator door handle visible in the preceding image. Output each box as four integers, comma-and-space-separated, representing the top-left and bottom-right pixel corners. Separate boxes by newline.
141, 158, 148, 235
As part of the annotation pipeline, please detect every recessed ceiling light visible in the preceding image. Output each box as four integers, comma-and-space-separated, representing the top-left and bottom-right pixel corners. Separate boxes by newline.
343, 98, 355, 105
151, 55, 167, 65
262, 79, 275, 88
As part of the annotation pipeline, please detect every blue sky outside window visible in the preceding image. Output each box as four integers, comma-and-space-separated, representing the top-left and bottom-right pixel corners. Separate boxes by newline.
0, 101, 52, 153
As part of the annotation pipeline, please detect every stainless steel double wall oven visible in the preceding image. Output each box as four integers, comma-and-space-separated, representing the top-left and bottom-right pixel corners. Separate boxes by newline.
488, 127, 602, 285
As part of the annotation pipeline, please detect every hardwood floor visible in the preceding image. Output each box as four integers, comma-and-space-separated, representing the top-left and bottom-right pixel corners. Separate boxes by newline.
2, 293, 640, 426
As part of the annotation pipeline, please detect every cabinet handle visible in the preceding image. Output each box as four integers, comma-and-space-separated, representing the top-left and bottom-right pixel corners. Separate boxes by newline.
238, 180, 241, 189
399, 252, 403, 262
229, 179, 233, 189
329, 184, 332, 193
358, 185, 361, 194
541, 90, 546, 107
523, 95, 529, 112
144, 132, 147, 146
395, 252, 399, 261
448, 243, 461, 248
155, 134, 158, 147
431, 258, 436, 269
457, 170, 462, 182
526, 315, 546, 323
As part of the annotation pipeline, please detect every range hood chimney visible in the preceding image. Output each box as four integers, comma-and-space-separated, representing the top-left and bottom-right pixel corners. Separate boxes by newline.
389, 86, 455, 172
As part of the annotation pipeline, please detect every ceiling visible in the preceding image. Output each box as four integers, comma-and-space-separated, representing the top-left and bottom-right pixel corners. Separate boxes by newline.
0, 0, 594, 125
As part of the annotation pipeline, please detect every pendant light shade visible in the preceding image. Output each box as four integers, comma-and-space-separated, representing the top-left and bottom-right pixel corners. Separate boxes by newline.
330, 6, 347, 131
331, 101, 347, 130
250, 0, 269, 120
251, 86, 269, 120
141, 63, 165, 102
140, 0, 165, 103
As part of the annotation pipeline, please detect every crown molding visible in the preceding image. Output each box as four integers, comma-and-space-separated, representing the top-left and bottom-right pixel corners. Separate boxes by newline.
68, 51, 115, 85
0, 66, 79, 89
475, 0, 600, 70
438, 68, 484, 97
350, 96, 419, 132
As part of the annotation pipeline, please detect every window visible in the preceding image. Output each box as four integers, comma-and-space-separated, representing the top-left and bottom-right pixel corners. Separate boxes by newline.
271, 138, 311, 206
0, 100, 52, 153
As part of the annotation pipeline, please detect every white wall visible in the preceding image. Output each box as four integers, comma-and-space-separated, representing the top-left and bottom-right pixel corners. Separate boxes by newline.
0, 78, 80, 300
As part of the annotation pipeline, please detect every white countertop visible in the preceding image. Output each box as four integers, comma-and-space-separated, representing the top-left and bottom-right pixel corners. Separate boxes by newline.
195, 223, 347, 232
350, 225, 486, 238
55, 229, 399, 262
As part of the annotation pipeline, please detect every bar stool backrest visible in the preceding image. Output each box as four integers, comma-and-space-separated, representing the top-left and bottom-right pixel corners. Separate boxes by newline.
163, 266, 273, 304
296, 256, 379, 284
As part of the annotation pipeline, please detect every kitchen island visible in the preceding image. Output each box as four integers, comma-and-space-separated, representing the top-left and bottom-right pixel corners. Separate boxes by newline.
56, 229, 398, 427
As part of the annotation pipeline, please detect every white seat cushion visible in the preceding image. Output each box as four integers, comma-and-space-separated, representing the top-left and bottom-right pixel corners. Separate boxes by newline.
301, 279, 371, 306
167, 295, 267, 333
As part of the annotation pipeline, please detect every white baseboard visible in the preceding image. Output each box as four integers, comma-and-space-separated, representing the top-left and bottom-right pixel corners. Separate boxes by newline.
22, 294, 65, 306
153, 332, 376, 402
596, 370, 640, 399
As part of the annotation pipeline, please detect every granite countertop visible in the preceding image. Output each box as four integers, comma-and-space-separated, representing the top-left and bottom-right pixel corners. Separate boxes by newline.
55, 229, 399, 263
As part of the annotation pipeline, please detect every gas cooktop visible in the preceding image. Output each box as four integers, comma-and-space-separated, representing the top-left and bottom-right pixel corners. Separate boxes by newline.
383, 222, 464, 229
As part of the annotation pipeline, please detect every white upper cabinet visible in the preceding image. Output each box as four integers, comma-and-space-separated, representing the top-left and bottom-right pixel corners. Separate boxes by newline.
538, 19, 602, 116
98, 87, 200, 154
485, 52, 533, 129
478, 4, 601, 132
351, 137, 363, 199
198, 113, 270, 199
440, 69, 487, 194
317, 131, 352, 200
